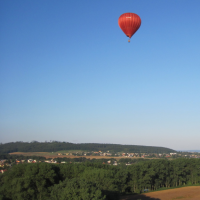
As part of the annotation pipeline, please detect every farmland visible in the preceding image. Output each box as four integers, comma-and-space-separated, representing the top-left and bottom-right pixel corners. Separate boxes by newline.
120, 186, 200, 200
9, 151, 145, 160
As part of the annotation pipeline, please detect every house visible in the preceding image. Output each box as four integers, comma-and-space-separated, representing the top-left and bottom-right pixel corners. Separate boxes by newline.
28, 159, 33, 163
51, 159, 57, 163
28, 159, 37, 163
0, 160, 6, 167
45, 160, 51, 163
0, 169, 7, 174
113, 161, 118, 166
0, 163, 4, 168
126, 162, 132, 165
170, 153, 177, 155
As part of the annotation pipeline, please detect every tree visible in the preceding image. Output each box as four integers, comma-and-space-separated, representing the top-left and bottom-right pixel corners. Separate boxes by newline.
0, 163, 59, 200
50, 178, 105, 200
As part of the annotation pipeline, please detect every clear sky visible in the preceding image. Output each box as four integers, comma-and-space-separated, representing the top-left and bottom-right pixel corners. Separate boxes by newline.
1, 0, 200, 150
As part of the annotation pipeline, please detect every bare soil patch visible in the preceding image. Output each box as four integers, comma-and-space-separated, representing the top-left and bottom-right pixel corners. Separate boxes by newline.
120, 186, 200, 200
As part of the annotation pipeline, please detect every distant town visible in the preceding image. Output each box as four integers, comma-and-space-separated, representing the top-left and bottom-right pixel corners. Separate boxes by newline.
56, 151, 200, 158
1, 150, 200, 173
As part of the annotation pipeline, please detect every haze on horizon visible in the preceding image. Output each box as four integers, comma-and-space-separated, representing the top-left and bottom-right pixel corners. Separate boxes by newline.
1, 1, 200, 150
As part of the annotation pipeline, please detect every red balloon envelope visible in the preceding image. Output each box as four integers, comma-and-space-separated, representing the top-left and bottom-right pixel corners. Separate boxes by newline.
118, 13, 141, 41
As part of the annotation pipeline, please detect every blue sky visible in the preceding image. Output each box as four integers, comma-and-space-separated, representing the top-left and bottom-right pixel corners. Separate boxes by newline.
1, 0, 200, 150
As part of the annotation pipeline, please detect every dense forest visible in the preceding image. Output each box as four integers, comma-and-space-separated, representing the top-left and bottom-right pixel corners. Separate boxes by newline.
0, 141, 176, 154
0, 158, 200, 200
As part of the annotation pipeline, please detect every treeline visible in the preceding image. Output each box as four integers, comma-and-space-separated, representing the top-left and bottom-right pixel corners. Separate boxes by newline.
0, 158, 200, 200
0, 153, 46, 163
0, 141, 176, 154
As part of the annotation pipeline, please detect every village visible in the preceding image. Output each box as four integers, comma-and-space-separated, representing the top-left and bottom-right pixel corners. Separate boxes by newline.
56, 151, 200, 159
1, 151, 200, 173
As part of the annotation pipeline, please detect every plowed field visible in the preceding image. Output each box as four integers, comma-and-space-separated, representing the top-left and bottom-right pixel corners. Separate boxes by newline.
120, 186, 200, 200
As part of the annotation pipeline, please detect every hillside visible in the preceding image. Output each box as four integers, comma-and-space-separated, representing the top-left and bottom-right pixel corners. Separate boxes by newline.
0, 141, 176, 154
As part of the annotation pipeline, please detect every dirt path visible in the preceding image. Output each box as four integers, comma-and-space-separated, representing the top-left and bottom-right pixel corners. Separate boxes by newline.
120, 186, 200, 200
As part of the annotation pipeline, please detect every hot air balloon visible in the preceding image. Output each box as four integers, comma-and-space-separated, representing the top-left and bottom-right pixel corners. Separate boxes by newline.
118, 12, 141, 42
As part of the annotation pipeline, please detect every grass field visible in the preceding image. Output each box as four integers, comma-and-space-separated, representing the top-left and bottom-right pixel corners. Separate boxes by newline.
120, 186, 200, 200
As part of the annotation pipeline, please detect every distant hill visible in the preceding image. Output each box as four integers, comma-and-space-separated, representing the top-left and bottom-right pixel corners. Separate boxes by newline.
0, 141, 176, 154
